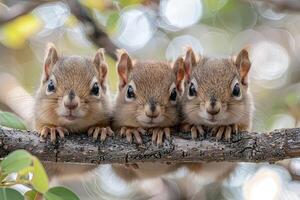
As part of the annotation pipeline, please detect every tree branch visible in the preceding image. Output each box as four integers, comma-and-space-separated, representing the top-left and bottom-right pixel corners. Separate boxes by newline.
0, 0, 118, 60
1, 127, 300, 164
65, 0, 118, 60
254, 0, 300, 12
0, 1, 41, 25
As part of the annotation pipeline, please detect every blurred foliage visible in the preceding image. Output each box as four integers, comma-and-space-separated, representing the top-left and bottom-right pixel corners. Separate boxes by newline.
0, 14, 41, 49
0, 111, 26, 130
0, 150, 79, 200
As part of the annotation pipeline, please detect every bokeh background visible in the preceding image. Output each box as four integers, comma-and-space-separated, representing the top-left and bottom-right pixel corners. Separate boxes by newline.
0, 0, 300, 199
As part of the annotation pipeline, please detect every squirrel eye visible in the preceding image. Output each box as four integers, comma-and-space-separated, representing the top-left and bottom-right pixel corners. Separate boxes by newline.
126, 85, 135, 99
189, 82, 197, 97
47, 80, 55, 93
91, 82, 100, 96
232, 83, 241, 97
169, 88, 177, 102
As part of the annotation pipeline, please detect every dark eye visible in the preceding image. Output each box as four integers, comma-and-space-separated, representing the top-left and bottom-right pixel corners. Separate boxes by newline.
126, 85, 135, 99
47, 80, 55, 93
232, 83, 240, 97
91, 82, 100, 96
170, 88, 177, 102
189, 82, 197, 97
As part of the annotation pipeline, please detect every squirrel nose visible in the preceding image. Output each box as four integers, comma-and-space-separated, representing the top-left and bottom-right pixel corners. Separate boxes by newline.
206, 107, 220, 115
64, 101, 78, 110
145, 110, 160, 118
145, 100, 160, 119
205, 99, 221, 116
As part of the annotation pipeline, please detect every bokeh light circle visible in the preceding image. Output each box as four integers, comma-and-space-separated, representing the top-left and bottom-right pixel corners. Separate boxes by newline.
160, 0, 202, 29
165, 35, 203, 61
116, 7, 155, 50
250, 42, 290, 81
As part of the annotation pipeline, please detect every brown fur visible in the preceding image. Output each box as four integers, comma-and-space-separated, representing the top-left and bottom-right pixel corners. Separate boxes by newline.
182, 48, 253, 131
112, 51, 184, 182
33, 47, 111, 134
114, 61, 180, 129
30, 45, 113, 181
181, 47, 254, 183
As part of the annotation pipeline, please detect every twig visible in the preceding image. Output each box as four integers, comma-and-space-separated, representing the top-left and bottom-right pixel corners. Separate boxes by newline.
65, 0, 118, 60
254, 0, 300, 12
0, 1, 41, 25
0, 0, 118, 60
1, 127, 300, 164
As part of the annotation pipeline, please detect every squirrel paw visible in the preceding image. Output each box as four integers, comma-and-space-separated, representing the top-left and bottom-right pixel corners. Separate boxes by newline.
211, 125, 237, 141
182, 124, 205, 139
150, 127, 171, 146
88, 126, 114, 141
39, 126, 69, 143
120, 127, 146, 144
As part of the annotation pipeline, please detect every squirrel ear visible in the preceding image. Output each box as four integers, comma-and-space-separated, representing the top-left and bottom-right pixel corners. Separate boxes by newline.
117, 49, 133, 90
184, 47, 197, 81
235, 48, 251, 85
173, 57, 185, 93
93, 48, 108, 88
43, 43, 58, 82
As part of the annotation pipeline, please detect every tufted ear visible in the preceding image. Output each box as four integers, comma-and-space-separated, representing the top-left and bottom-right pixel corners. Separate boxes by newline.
184, 47, 198, 82
43, 43, 58, 82
93, 48, 108, 89
117, 49, 133, 91
173, 57, 185, 93
235, 47, 251, 86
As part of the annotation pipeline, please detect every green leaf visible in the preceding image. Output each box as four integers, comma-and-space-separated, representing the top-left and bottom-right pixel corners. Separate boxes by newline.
106, 12, 120, 34
25, 190, 39, 200
0, 188, 23, 200
119, 0, 142, 7
0, 150, 32, 175
31, 157, 49, 193
0, 111, 26, 129
44, 187, 80, 200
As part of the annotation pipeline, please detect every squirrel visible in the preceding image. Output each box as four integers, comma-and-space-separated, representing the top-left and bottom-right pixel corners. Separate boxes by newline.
111, 50, 185, 182
0, 43, 113, 179
113, 50, 185, 145
33, 43, 113, 142
179, 47, 254, 183
181, 47, 253, 140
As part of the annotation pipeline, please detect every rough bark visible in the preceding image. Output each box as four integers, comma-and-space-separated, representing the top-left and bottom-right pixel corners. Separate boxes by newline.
1, 127, 300, 164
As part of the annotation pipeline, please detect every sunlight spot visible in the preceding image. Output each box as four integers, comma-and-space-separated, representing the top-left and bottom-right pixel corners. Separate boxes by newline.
243, 168, 281, 200
165, 35, 203, 61
116, 7, 155, 50
250, 42, 289, 81
160, 0, 202, 29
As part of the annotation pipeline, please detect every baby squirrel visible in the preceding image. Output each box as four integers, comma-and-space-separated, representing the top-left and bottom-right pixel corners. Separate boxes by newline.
34, 43, 113, 142
112, 50, 185, 182
181, 47, 253, 140
180, 47, 254, 183
113, 50, 184, 145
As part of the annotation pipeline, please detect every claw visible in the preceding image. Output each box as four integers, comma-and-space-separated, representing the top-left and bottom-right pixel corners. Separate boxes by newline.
88, 126, 114, 141
133, 129, 142, 144
190, 125, 205, 139
211, 124, 238, 141
39, 126, 68, 143
126, 128, 132, 143
215, 126, 225, 141
119, 127, 145, 144
164, 128, 171, 139
100, 128, 107, 141
150, 127, 172, 145
224, 126, 232, 141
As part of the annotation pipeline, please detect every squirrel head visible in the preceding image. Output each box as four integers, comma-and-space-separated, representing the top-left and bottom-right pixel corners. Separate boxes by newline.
115, 50, 184, 128
35, 43, 109, 127
182, 47, 251, 126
